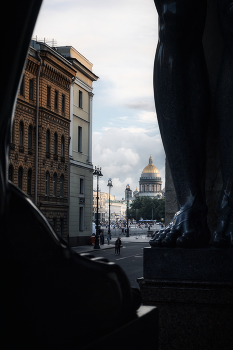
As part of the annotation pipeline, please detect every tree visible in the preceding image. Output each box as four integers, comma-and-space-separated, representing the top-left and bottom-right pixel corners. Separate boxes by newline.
129, 196, 165, 221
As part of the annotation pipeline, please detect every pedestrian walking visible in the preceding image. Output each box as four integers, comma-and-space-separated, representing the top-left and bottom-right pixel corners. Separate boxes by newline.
115, 238, 119, 255
118, 237, 122, 255
107, 233, 111, 245
100, 231, 104, 245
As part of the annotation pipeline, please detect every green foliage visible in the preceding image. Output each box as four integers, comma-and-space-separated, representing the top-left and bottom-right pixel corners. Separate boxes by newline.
129, 196, 165, 221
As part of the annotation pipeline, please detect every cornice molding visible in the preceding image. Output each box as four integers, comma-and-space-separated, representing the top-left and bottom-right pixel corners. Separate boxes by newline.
41, 64, 70, 90
74, 77, 93, 93
16, 100, 36, 115
71, 60, 98, 82
70, 159, 93, 170
39, 107, 71, 125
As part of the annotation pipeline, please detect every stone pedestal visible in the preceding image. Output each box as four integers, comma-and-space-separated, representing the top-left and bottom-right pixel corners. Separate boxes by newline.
138, 247, 233, 350
83, 305, 158, 350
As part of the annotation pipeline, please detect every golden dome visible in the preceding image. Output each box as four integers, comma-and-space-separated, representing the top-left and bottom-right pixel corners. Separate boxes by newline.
142, 164, 159, 174
142, 156, 159, 174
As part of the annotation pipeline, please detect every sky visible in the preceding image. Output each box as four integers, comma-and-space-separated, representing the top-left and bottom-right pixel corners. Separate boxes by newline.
33, 0, 165, 199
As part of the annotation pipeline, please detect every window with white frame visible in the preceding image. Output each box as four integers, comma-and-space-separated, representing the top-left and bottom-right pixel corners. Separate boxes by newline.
80, 178, 84, 194
78, 126, 82, 152
79, 206, 84, 231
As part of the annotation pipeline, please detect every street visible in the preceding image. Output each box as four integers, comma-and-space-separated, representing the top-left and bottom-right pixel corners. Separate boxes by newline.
101, 224, 161, 238
90, 241, 149, 289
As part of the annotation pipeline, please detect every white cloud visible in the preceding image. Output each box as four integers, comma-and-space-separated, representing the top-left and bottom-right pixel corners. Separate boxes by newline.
138, 111, 158, 124
33, 0, 165, 199
33, 0, 158, 107
93, 127, 165, 199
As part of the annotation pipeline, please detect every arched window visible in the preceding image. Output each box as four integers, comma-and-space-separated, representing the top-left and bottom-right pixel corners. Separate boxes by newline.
19, 121, 23, 146
28, 125, 32, 149
10, 122, 15, 144
46, 129, 50, 153
53, 173, 57, 197
8, 164, 13, 182
60, 174, 64, 197
27, 169, 32, 195
61, 136, 64, 156
54, 133, 57, 155
45, 171, 49, 196
18, 167, 23, 189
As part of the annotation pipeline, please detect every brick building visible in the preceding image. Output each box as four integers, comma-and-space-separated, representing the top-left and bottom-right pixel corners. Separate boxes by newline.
9, 42, 76, 239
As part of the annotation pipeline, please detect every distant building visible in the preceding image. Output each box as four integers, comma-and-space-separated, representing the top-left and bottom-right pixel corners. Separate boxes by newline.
105, 200, 126, 222
138, 156, 163, 198
56, 45, 99, 246
93, 190, 109, 222
133, 187, 139, 198
125, 187, 133, 201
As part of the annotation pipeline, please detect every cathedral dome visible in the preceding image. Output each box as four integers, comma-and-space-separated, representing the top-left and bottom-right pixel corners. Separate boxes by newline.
142, 164, 159, 174
138, 156, 162, 198
142, 156, 160, 175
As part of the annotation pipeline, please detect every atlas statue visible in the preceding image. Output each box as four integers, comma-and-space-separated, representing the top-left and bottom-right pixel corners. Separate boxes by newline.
150, 0, 233, 248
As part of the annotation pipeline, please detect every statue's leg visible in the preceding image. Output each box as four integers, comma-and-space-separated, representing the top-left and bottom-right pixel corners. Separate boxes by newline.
212, 0, 233, 248
150, 0, 211, 248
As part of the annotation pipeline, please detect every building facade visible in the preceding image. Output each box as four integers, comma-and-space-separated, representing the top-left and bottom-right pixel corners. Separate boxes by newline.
105, 201, 126, 222
56, 46, 99, 246
93, 190, 107, 222
9, 41, 76, 239
138, 156, 163, 198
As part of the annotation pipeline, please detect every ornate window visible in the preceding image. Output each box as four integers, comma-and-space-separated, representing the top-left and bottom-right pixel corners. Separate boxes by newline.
54, 91, 58, 110
28, 125, 32, 149
27, 169, 32, 195
19, 121, 23, 146
62, 94, 65, 113
46, 129, 50, 153
29, 79, 33, 100
47, 86, 51, 106
18, 167, 23, 189
61, 135, 64, 156
45, 171, 49, 196
60, 174, 64, 197
54, 133, 57, 155
53, 173, 57, 197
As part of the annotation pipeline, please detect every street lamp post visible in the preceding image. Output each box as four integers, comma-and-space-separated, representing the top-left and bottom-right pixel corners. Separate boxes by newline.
107, 178, 113, 237
93, 166, 103, 249
125, 184, 130, 237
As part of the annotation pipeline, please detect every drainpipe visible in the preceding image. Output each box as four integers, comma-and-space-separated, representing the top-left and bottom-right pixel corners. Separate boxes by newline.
68, 77, 75, 242
35, 51, 42, 206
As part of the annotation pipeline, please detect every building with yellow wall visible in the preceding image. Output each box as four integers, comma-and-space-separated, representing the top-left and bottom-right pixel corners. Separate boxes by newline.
56, 46, 98, 246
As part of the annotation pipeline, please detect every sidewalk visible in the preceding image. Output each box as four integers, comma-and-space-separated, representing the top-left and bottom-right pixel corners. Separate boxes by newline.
72, 235, 151, 254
